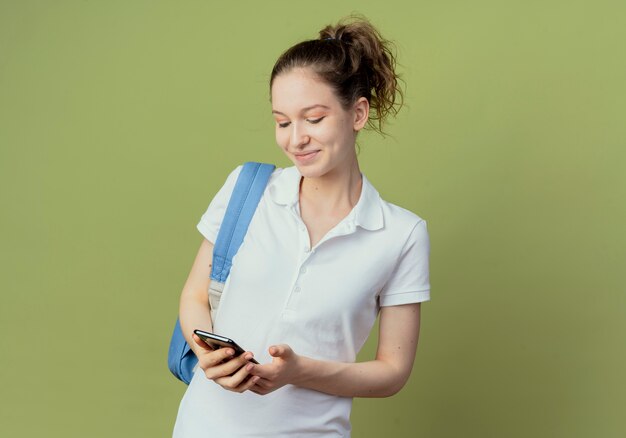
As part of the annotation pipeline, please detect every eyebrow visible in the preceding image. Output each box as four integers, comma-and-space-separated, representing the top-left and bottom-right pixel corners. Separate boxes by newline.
271, 104, 331, 116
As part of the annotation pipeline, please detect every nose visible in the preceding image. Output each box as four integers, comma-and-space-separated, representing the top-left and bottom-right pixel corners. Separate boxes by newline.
290, 122, 310, 149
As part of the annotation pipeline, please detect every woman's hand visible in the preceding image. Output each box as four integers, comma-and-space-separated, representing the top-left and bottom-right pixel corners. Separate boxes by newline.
247, 344, 302, 395
192, 333, 260, 393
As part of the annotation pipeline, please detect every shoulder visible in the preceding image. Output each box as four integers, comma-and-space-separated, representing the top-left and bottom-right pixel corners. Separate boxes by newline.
379, 199, 429, 254
219, 163, 285, 192
265, 165, 301, 206
196, 163, 283, 242
380, 198, 426, 228
368, 178, 427, 237
372, 189, 431, 304
267, 165, 287, 184
229, 163, 286, 182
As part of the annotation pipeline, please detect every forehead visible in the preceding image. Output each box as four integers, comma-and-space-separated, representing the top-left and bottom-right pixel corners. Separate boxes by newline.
271, 68, 339, 115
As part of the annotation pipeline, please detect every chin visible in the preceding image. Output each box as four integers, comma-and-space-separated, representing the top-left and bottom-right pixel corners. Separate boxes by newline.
292, 162, 325, 178
286, 150, 333, 178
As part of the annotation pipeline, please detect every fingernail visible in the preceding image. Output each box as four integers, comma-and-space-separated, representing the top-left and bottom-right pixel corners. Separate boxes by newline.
226, 349, 235, 356
245, 353, 253, 360
246, 363, 254, 371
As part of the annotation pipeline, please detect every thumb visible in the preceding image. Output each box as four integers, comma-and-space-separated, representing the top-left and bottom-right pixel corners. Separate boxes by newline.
269, 344, 291, 358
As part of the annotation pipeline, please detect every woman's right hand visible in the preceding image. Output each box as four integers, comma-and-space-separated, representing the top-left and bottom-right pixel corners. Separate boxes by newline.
192, 333, 260, 393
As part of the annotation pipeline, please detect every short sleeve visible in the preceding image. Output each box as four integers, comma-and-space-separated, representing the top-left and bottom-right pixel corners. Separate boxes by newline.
378, 219, 431, 306
196, 165, 243, 244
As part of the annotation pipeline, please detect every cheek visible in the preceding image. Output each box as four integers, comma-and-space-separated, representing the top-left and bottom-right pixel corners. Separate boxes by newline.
319, 127, 345, 147
275, 129, 288, 148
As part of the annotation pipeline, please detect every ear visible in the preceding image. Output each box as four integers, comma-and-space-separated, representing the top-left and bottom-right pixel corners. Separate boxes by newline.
352, 97, 370, 132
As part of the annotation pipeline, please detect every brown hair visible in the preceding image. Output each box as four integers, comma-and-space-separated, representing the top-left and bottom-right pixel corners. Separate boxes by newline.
269, 14, 405, 137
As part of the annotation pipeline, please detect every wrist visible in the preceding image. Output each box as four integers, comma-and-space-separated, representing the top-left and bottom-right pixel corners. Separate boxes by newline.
291, 354, 314, 386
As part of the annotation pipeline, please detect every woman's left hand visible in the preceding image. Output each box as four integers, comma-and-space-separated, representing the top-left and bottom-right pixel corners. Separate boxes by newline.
247, 344, 301, 395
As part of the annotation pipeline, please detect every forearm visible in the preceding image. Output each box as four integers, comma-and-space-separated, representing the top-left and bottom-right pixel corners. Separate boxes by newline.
179, 289, 213, 357
176, 238, 217, 357
250, 305, 421, 398
293, 356, 409, 398
291, 305, 421, 398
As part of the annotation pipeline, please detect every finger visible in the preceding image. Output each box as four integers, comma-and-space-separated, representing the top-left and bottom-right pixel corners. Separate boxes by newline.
204, 353, 245, 378
250, 380, 273, 395
202, 347, 235, 363
192, 334, 214, 350
215, 362, 252, 390
240, 375, 261, 392
204, 351, 254, 379
217, 365, 260, 393
198, 348, 236, 371
238, 376, 258, 394
248, 363, 275, 380
251, 377, 272, 389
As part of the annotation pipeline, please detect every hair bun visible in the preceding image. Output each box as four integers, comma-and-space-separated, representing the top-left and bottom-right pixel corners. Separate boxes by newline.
271, 14, 404, 137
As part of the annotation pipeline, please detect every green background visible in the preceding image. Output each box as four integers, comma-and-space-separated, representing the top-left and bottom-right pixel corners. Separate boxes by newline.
1, 1, 624, 436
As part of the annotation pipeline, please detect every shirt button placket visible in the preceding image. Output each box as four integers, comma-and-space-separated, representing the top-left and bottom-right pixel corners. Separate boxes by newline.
298, 221, 310, 253
287, 216, 315, 314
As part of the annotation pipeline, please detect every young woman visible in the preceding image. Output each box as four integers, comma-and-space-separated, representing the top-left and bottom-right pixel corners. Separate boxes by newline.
173, 15, 431, 437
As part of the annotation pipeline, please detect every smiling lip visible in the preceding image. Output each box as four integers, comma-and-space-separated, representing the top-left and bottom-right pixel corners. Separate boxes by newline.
294, 150, 320, 163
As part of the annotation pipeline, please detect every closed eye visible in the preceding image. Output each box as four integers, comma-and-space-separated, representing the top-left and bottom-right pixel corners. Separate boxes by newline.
277, 117, 325, 129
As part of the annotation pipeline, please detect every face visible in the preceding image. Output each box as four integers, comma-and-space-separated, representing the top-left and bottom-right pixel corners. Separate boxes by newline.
270, 68, 369, 179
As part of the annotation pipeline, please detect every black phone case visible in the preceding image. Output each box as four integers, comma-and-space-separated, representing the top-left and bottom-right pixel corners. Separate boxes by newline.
193, 329, 260, 364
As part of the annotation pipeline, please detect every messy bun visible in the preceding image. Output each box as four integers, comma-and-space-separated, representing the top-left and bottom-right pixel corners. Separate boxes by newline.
269, 14, 405, 137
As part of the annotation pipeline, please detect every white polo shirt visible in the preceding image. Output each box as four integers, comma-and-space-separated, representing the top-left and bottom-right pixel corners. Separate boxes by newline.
173, 165, 430, 438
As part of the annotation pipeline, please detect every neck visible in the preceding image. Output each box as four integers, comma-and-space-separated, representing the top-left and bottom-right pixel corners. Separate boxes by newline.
299, 161, 363, 214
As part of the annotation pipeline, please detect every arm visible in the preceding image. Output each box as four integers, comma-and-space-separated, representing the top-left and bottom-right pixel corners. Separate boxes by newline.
178, 238, 215, 353
248, 302, 422, 397
182, 164, 244, 353
179, 238, 260, 391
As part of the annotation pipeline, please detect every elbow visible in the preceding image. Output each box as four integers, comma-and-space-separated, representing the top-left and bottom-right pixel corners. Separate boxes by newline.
180, 286, 209, 308
381, 379, 407, 398
377, 369, 411, 398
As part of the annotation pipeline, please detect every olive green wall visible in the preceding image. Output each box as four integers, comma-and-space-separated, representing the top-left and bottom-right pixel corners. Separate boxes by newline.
1, 1, 624, 437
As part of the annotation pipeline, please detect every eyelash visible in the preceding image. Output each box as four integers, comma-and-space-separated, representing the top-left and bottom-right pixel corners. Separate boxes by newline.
277, 117, 325, 128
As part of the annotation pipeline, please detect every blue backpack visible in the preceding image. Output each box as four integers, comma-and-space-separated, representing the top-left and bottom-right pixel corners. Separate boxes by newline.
167, 162, 276, 384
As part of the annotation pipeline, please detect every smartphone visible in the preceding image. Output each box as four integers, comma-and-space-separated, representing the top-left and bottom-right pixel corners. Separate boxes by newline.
193, 329, 259, 364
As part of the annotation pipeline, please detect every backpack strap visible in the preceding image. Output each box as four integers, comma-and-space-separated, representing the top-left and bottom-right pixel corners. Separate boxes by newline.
210, 162, 276, 283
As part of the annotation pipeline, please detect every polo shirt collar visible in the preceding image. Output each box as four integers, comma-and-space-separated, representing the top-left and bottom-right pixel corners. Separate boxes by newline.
268, 166, 384, 231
